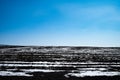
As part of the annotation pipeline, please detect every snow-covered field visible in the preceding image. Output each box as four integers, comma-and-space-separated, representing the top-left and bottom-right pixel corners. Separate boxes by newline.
0, 61, 120, 77
0, 46, 120, 78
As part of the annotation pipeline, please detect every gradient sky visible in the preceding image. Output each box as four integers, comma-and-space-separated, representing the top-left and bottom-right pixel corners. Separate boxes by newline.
0, 0, 120, 46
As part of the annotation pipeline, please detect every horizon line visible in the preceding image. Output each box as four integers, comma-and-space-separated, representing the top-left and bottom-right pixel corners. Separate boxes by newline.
0, 44, 120, 48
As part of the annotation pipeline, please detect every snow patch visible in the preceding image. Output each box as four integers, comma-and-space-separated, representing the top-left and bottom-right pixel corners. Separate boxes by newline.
65, 71, 120, 77
0, 71, 32, 76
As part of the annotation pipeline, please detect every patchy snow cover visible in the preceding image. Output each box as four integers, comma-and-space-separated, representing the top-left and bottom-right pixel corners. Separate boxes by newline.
1, 61, 120, 64
21, 69, 54, 72
0, 69, 65, 76
78, 68, 107, 71
65, 71, 120, 77
0, 61, 120, 77
0, 71, 32, 76
21, 69, 65, 73
0, 64, 72, 67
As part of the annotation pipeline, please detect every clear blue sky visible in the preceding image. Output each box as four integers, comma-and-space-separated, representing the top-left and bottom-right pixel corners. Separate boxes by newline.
0, 0, 120, 47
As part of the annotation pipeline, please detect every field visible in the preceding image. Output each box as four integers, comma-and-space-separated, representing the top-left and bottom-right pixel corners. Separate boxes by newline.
0, 45, 120, 80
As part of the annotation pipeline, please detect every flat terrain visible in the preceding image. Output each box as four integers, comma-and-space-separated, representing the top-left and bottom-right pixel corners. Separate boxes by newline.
0, 45, 120, 80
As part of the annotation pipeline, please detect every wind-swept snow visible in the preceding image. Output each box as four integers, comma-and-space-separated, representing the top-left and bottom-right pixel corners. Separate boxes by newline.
65, 71, 120, 77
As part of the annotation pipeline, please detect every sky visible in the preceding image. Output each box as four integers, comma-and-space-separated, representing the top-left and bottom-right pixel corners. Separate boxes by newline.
0, 0, 120, 47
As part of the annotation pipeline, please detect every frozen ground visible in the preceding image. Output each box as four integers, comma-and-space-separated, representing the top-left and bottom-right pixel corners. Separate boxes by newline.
0, 46, 120, 80
0, 61, 120, 77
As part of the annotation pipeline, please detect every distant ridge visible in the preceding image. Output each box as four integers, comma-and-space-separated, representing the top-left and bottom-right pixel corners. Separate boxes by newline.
0, 44, 26, 49
0, 44, 120, 49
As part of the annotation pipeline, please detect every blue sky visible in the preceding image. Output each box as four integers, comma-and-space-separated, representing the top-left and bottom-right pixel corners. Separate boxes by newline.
0, 0, 120, 46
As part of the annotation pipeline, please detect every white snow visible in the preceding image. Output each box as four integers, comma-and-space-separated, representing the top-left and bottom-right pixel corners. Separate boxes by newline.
78, 68, 107, 71
21, 69, 54, 73
0, 71, 32, 76
65, 71, 120, 77
0, 61, 120, 77
1, 61, 120, 65
21, 69, 65, 73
